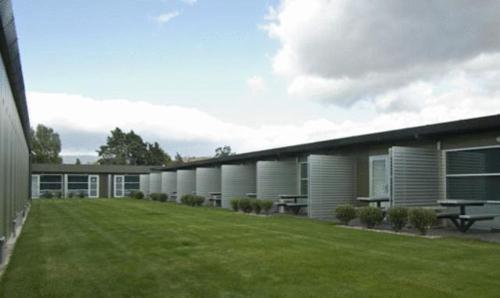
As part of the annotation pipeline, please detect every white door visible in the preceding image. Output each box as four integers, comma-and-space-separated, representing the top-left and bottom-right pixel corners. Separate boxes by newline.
369, 155, 390, 199
114, 175, 125, 198
88, 175, 99, 198
31, 175, 40, 198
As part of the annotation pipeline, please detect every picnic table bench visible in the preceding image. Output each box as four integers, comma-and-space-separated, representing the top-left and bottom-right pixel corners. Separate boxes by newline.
357, 197, 390, 208
437, 200, 500, 232
208, 192, 222, 207
278, 194, 308, 215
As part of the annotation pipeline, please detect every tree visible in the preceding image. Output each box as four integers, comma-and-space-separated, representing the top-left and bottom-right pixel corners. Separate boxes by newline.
75, 158, 81, 165
31, 124, 62, 164
97, 128, 171, 166
215, 145, 234, 158
145, 142, 172, 166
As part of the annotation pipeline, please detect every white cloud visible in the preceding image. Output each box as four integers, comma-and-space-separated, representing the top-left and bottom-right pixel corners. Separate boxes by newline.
264, 0, 500, 107
27, 91, 500, 156
153, 11, 180, 24
246, 76, 266, 94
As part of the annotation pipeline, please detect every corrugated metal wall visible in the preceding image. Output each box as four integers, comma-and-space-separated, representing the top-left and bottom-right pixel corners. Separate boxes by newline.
161, 171, 177, 196
195, 167, 221, 200
390, 146, 440, 207
221, 164, 256, 209
0, 41, 29, 239
308, 155, 357, 220
148, 172, 162, 194
176, 169, 196, 203
256, 160, 297, 201
139, 174, 150, 196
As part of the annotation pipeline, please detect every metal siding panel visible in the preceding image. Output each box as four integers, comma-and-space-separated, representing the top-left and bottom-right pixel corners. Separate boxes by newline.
307, 155, 357, 220
176, 170, 196, 203
139, 174, 150, 196
221, 164, 256, 209
390, 146, 440, 207
148, 173, 162, 194
195, 167, 221, 200
256, 160, 298, 201
161, 172, 177, 196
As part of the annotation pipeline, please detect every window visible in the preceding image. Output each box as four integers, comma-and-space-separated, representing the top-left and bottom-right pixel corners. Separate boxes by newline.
446, 147, 500, 202
299, 162, 308, 196
39, 175, 63, 194
124, 175, 140, 196
67, 174, 89, 197
369, 155, 389, 198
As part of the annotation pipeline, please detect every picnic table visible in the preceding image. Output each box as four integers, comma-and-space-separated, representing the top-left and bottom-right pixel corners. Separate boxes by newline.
437, 200, 499, 232
208, 192, 222, 207
357, 197, 390, 208
278, 194, 308, 215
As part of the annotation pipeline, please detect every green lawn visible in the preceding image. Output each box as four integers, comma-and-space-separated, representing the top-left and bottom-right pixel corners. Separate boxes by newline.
1, 199, 500, 297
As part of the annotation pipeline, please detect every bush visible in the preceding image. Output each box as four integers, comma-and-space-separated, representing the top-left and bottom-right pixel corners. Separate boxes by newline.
54, 192, 62, 199
41, 192, 53, 199
78, 191, 85, 198
131, 191, 144, 200
334, 204, 357, 225
159, 193, 168, 202
260, 200, 274, 214
238, 198, 252, 213
387, 207, 409, 232
251, 199, 262, 214
409, 208, 436, 235
358, 206, 384, 228
181, 195, 205, 207
230, 198, 240, 211
68, 192, 74, 198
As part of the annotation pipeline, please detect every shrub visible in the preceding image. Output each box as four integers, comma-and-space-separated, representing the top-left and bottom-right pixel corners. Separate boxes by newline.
260, 200, 274, 214
334, 204, 357, 225
409, 208, 436, 235
358, 206, 384, 228
78, 191, 85, 198
387, 207, 409, 232
159, 193, 168, 202
131, 191, 144, 200
41, 192, 53, 199
230, 198, 240, 211
251, 199, 262, 214
238, 198, 252, 213
54, 192, 62, 199
181, 195, 205, 207
150, 193, 161, 201
68, 192, 74, 199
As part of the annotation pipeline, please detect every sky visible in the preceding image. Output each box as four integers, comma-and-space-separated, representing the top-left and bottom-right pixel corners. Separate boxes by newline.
14, 0, 500, 160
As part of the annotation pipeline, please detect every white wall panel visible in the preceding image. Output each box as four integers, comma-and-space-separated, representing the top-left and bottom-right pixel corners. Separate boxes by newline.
148, 172, 162, 194
139, 174, 150, 196
221, 164, 256, 209
308, 155, 357, 220
196, 167, 221, 200
176, 169, 196, 203
256, 160, 298, 201
161, 171, 177, 196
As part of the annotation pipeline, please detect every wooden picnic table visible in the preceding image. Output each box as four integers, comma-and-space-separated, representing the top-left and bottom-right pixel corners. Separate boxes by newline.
357, 197, 390, 208
208, 192, 222, 207
437, 200, 497, 232
278, 194, 308, 215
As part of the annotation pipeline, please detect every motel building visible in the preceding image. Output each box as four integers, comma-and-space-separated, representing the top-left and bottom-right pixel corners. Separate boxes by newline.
142, 114, 500, 230
31, 164, 152, 199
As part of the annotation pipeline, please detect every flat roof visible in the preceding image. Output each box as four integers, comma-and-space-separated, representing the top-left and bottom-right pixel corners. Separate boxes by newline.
32, 164, 153, 174
157, 114, 500, 171
0, 0, 30, 145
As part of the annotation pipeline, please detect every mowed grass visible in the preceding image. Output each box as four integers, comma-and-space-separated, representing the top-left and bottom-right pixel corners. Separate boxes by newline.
1, 200, 500, 297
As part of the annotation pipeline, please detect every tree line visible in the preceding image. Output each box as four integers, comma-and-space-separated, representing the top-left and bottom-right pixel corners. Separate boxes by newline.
30, 124, 234, 165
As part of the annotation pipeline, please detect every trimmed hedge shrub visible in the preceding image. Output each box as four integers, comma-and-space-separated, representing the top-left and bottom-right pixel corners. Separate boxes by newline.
181, 194, 205, 207
260, 200, 274, 214
131, 191, 144, 200
251, 199, 262, 214
238, 198, 252, 213
150, 193, 167, 202
409, 208, 436, 235
77, 191, 85, 198
230, 198, 240, 211
387, 207, 409, 232
358, 206, 384, 228
334, 204, 357, 225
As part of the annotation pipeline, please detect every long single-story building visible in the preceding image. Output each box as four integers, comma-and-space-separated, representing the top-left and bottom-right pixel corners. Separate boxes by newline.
0, 0, 31, 245
31, 164, 151, 198
155, 114, 500, 228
